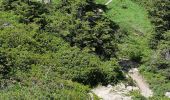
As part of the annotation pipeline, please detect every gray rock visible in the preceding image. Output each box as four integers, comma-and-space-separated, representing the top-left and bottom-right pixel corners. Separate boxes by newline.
126, 86, 133, 91
165, 51, 170, 60
3, 22, 11, 27
107, 84, 112, 88
0, 22, 12, 29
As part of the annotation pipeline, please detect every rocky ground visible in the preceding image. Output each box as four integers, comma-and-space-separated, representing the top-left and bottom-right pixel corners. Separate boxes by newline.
91, 68, 153, 100
92, 83, 134, 100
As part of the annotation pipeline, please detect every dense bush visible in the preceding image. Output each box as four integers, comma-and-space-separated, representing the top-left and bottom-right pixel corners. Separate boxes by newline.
1, 0, 121, 60
0, 21, 124, 86
0, 0, 125, 99
150, 0, 170, 34
1, 0, 50, 28
148, 0, 170, 49
0, 77, 91, 100
149, 31, 170, 80
47, 0, 120, 59
132, 0, 170, 49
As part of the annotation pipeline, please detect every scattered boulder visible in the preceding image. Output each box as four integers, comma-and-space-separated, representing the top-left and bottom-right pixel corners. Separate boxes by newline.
113, 83, 126, 91
125, 74, 129, 78
3, 22, 11, 27
127, 86, 133, 91
126, 86, 139, 91
165, 50, 170, 60
0, 22, 12, 29
107, 84, 112, 88
165, 92, 170, 98
133, 68, 139, 72
98, 8, 103, 13
92, 84, 132, 100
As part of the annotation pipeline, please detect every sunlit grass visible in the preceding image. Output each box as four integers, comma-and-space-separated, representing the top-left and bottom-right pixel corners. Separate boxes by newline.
96, 0, 153, 34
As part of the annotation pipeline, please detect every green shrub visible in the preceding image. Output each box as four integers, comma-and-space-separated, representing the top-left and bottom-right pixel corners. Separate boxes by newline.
130, 91, 147, 100
47, 0, 120, 59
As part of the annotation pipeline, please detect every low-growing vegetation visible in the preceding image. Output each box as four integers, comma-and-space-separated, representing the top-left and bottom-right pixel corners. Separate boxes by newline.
0, 0, 125, 99
0, 0, 169, 99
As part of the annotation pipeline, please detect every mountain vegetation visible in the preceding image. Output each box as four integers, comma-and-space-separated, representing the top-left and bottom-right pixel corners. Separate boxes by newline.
0, 0, 169, 99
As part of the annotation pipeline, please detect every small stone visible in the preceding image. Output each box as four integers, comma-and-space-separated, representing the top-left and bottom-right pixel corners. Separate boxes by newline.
98, 9, 103, 13
107, 84, 112, 88
125, 74, 129, 78
133, 68, 139, 72
126, 86, 133, 91
3, 23, 10, 26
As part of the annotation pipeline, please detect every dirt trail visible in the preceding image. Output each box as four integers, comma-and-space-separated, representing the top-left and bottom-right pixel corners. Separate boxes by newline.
128, 68, 153, 97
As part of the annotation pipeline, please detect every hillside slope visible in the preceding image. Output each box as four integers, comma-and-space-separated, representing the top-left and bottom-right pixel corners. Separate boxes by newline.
95, 0, 170, 99
0, 0, 169, 99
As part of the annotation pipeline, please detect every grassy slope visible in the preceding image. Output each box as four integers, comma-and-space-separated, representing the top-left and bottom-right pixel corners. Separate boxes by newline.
96, 0, 153, 33
96, 0, 153, 61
